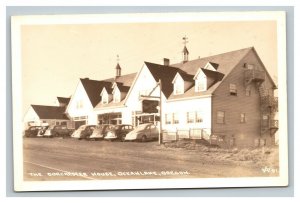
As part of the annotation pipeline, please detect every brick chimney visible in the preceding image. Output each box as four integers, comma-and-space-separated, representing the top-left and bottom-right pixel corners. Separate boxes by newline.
163, 58, 170, 66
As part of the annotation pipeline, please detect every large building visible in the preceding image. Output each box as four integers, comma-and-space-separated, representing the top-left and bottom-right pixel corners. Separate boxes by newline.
63, 46, 278, 148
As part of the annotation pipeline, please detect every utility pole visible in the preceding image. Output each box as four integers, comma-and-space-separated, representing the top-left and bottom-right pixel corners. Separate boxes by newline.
159, 79, 162, 145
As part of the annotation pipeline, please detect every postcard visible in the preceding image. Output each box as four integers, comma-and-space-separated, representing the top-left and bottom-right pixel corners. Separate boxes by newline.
11, 11, 288, 191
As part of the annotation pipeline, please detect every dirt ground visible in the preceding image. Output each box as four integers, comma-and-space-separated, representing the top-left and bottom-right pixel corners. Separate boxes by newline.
23, 138, 279, 181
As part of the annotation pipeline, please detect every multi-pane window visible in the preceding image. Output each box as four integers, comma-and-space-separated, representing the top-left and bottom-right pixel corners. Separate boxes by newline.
165, 114, 172, 124
240, 113, 246, 123
187, 112, 195, 123
229, 83, 237, 96
187, 112, 203, 123
195, 78, 206, 92
173, 113, 179, 124
174, 81, 184, 95
217, 111, 225, 124
195, 112, 203, 123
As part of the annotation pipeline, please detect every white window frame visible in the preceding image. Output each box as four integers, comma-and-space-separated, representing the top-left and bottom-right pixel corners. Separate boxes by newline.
173, 80, 184, 95
195, 78, 206, 92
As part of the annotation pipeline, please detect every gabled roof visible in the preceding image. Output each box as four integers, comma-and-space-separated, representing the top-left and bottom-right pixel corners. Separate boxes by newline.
105, 73, 137, 87
80, 78, 112, 107
94, 73, 137, 109
172, 72, 194, 84
172, 47, 253, 76
57, 97, 71, 105
201, 68, 225, 81
118, 86, 130, 93
144, 61, 186, 98
31, 105, 69, 120
205, 62, 219, 70
101, 86, 113, 95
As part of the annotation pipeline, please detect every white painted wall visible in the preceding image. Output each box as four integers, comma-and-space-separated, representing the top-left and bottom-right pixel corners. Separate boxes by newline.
164, 97, 212, 133
66, 81, 95, 124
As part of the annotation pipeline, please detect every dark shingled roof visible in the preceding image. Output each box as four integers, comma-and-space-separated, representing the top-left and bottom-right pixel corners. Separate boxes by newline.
80, 79, 112, 107
172, 47, 253, 76
146, 47, 254, 100
144, 62, 185, 98
104, 72, 137, 87
31, 105, 69, 120
118, 85, 130, 93
57, 97, 70, 105
201, 68, 225, 81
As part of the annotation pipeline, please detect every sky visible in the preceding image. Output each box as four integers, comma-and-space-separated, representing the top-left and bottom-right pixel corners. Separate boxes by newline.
21, 20, 277, 115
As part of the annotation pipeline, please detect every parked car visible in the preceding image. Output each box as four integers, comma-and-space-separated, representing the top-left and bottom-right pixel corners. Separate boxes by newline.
37, 126, 49, 137
125, 123, 159, 142
42, 125, 74, 138
104, 124, 134, 141
71, 124, 96, 140
24, 126, 42, 138
88, 124, 114, 141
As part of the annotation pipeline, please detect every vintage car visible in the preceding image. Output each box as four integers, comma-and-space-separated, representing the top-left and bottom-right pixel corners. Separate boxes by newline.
42, 125, 74, 138
88, 124, 114, 141
104, 124, 134, 141
71, 124, 96, 140
24, 126, 42, 138
125, 123, 159, 142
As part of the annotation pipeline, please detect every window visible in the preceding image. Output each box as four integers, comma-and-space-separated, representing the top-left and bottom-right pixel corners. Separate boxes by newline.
245, 63, 255, 69
217, 111, 225, 124
195, 112, 203, 123
165, 114, 172, 124
173, 113, 179, 124
246, 86, 251, 96
195, 78, 206, 92
187, 112, 195, 123
187, 112, 203, 123
229, 84, 237, 96
56, 122, 60, 125
61, 121, 67, 125
174, 81, 184, 95
240, 113, 246, 123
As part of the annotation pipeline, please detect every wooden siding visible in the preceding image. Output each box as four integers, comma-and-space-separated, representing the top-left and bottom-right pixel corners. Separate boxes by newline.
212, 50, 276, 148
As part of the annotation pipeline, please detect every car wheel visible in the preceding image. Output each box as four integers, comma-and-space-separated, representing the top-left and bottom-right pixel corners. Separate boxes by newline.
141, 135, 147, 142
121, 135, 126, 142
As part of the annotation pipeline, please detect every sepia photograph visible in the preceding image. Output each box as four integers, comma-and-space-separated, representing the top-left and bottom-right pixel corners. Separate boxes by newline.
11, 11, 288, 191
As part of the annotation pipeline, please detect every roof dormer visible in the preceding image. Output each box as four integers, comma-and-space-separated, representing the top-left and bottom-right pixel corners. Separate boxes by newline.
194, 66, 225, 92
194, 69, 207, 92
100, 87, 110, 104
172, 72, 194, 95
203, 62, 219, 71
172, 73, 184, 95
112, 86, 121, 103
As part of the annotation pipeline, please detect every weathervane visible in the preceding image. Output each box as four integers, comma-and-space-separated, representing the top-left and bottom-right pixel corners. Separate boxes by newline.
182, 36, 189, 46
116, 54, 120, 63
